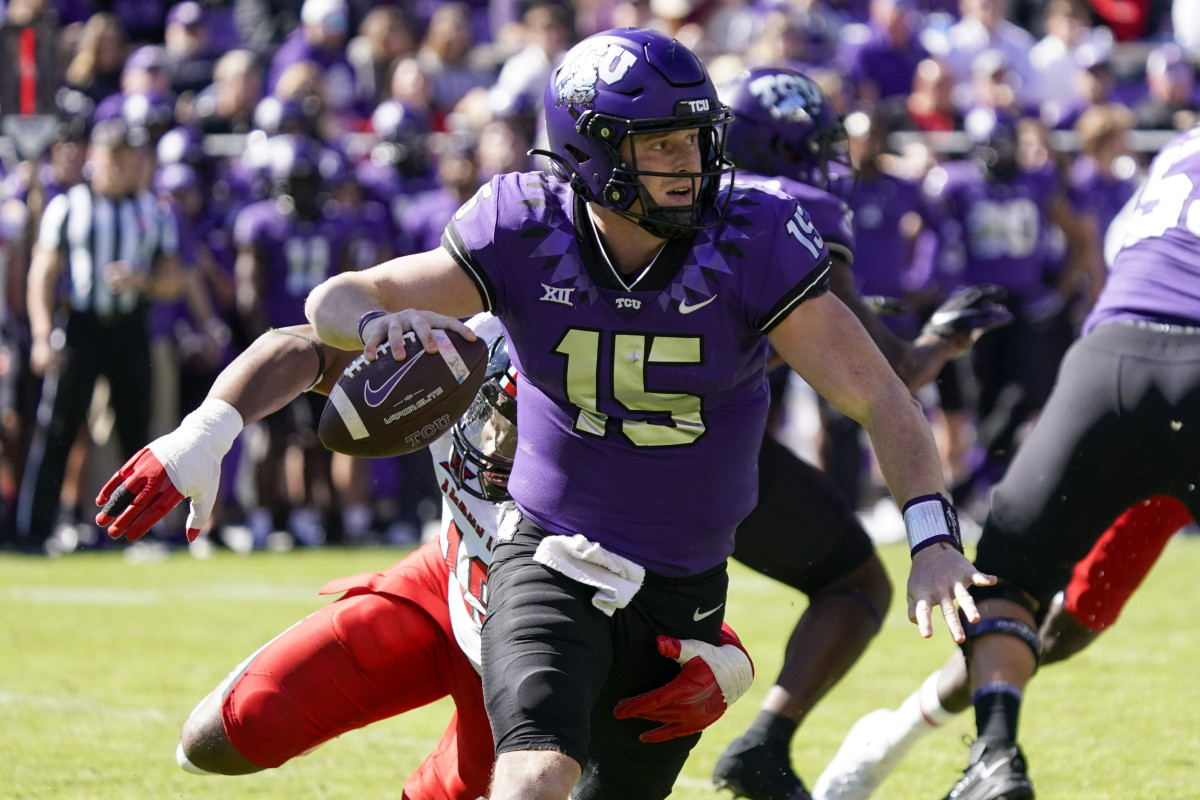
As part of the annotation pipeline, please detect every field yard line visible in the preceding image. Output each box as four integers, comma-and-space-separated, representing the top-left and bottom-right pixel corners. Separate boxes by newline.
0, 690, 172, 722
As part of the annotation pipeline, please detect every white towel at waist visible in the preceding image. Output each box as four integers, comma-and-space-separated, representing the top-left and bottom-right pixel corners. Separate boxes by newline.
533, 534, 647, 616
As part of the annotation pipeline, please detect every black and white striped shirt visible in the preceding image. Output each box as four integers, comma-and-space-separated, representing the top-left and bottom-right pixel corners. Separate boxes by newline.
37, 185, 179, 317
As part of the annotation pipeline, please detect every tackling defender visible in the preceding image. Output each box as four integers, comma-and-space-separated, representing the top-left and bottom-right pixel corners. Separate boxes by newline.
97, 313, 756, 800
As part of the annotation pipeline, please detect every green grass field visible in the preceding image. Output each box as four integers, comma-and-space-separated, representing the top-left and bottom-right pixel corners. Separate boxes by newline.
3, 537, 1198, 799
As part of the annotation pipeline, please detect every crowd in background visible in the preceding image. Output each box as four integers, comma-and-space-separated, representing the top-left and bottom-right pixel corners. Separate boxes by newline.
0, 0, 1197, 554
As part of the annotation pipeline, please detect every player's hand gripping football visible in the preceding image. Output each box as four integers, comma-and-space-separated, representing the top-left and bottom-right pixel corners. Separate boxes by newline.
95, 399, 243, 542
613, 624, 754, 742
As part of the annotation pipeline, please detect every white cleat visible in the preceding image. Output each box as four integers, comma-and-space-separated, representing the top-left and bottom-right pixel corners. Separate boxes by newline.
812, 709, 921, 800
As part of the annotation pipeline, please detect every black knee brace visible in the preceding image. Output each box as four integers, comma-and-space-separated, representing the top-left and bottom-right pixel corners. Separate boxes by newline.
958, 582, 1042, 671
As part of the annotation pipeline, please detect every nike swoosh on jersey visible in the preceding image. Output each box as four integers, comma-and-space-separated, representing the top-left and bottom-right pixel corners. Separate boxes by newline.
363, 351, 424, 408
678, 295, 718, 315
693, 603, 724, 621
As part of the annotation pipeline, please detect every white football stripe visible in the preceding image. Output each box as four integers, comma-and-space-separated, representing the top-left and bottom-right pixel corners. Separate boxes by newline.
435, 330, 472, 383
329, 383, 370, 439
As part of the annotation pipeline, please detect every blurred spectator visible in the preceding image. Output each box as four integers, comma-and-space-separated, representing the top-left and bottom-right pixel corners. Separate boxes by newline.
234, 0, 302, 56
63, 12, 127, 104
267, 0, 358, 116
120, 44, 173, 96
1085, 0, 1168, 42
746, 10, 817, 69
192, 48, 262, 134
401, 143, 479, 255
843, 0, 930, 105
475, 116, 532, 182
844, 107, 939, 339
1134, 42, 1198, 131
0, 0, 61, 117
1041, 30, 1116, 129
1029, 0, 1109, 111
163, 1, 217, 96
417, 2, 496, 125
487, 2, 569, 121
929, 0, 1037, 112
1177, 0, 1200, 56
904, 56, 964, 130
346, 6, 417, 107
17, 119, 182, 553
967, 48, 1026, 119
1070, 102, 1140, 240
701, 0, 764, 57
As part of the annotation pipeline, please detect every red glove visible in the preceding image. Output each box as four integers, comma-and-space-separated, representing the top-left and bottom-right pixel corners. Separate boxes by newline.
95, 399, 243, 542
614, 623, 754, 743
95, 447, 187, 542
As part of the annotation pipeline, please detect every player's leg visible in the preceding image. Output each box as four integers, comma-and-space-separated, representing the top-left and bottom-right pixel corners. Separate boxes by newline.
813, 494, 1190, 799
179, 543, 476, 788
716, 434, 888, 800
484, 515, 724, 800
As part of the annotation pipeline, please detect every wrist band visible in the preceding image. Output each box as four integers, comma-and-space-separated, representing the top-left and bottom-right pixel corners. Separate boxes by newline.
357, 310, 389, 345
902, 494, 962, 557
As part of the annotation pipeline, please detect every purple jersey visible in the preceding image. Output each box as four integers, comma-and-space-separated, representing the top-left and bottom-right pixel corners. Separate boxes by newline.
233, 200, 349, 327
925, 160, 1061, 302
1084, 127, 1200, 334
736, 172, 855, 264
443, 172, 831, 576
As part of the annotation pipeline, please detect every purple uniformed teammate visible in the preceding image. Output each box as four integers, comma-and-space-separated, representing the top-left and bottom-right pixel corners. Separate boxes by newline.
925, 122, 1200, 800
713, 65, 1011, 800
306, 29, 990, 800
234, 134, 351, 545
923, 110, 1098, 507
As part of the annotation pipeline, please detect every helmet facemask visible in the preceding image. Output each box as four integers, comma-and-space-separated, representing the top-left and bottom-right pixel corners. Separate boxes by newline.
447, 334, 518, 502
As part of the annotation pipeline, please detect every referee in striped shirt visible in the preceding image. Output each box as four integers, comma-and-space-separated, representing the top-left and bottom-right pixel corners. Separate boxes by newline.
17, 119, 182, 552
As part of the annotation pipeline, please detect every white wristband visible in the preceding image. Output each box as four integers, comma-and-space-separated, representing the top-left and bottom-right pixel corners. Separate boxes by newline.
902, 494, 962, 557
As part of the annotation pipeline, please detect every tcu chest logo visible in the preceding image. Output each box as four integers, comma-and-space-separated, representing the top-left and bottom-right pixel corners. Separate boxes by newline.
615, 297, 642, 310
556, 43, 637, 107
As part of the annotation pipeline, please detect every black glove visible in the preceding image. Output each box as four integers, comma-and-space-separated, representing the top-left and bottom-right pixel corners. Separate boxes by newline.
922, 284, 1013, 338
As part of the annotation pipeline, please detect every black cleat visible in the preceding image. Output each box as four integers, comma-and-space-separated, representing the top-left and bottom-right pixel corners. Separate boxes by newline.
712, 736, 812, 800
942, 738, 1034, 800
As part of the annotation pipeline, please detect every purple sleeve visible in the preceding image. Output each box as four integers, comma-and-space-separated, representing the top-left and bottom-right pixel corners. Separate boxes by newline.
441, 175, 505, 312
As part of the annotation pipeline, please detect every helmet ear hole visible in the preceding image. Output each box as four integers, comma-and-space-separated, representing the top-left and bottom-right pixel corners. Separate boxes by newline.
565, 144, 591, 164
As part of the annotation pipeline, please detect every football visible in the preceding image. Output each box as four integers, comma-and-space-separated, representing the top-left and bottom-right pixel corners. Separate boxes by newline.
318, 328, 489, 458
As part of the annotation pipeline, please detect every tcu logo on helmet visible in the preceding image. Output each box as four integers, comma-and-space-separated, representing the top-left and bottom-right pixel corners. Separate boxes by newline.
748, 73, 823, 123
556, 43, 638, 107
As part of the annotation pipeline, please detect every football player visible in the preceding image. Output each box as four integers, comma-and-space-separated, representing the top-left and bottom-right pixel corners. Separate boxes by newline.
306, 28, 987, 800
922, 123, 1200, 800
713, 66, 1011, 800
812, 496, 1190, 800
232, 133, 356, 545
96, 312, 756, 800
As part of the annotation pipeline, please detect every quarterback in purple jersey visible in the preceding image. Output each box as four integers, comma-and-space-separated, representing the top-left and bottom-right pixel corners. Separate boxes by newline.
307, 29, 990, 800
928, 126, 1200, 800
713, 65, 1010, 800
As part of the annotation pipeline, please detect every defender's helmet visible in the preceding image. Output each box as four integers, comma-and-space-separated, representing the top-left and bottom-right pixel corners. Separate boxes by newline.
720, 66, 852, 190
449, 334, 518, 502
538, 27, 734, 239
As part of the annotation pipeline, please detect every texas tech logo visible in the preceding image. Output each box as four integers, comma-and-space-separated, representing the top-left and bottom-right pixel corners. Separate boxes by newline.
748, 73, 823, 123
556, 43, 637, 107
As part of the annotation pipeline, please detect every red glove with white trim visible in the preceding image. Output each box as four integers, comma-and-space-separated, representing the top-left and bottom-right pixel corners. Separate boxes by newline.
613, 622, 754, 743
95, 399, 243, 542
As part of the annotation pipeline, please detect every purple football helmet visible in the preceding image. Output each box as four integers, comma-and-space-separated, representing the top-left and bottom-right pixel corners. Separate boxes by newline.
720, 66, 852, 190
537, 28, 734, 239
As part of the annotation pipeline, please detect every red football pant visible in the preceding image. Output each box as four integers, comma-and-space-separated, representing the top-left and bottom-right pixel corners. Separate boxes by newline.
1063, 495, 1192, 631
220, 541, 493, 800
